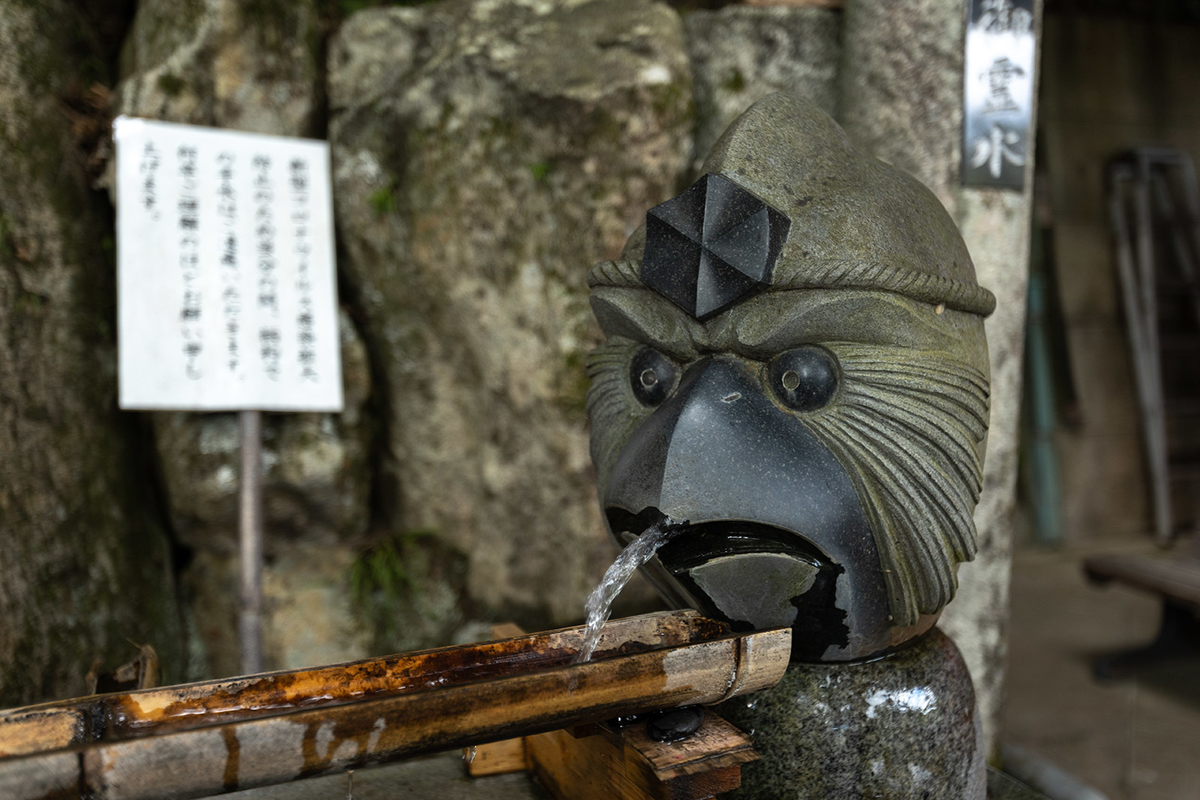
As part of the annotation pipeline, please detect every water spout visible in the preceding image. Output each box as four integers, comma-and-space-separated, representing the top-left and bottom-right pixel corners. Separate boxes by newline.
575, 516, 685, 664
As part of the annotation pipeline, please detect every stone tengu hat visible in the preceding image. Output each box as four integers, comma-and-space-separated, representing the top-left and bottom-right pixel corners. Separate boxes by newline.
589, 92, 997, 319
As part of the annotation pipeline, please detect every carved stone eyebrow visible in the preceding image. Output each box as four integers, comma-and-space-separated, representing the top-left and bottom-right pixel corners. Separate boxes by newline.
589, 287, 702, 362
732, 290, 961, 358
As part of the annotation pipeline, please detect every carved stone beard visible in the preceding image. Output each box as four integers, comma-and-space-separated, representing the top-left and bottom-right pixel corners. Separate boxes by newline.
798, 344, 989, 626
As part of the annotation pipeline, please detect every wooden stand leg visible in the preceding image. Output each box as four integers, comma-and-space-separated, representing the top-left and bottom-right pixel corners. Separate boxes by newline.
467, 711, 757, 800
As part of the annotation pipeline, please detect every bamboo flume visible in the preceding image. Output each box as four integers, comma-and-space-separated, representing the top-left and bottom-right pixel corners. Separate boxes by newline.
0, 610, 789, 799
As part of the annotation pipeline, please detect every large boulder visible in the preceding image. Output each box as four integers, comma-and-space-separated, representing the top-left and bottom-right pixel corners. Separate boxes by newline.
328, 0, 693, 631
0, 0, 183, 705
183, 544, 373, 677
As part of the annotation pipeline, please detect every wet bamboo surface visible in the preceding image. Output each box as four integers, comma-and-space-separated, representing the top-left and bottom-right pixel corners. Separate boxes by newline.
0, 611, 790, 800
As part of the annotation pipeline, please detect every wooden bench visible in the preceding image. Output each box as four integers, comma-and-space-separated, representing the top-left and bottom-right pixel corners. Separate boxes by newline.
1083, 538, 1200, 678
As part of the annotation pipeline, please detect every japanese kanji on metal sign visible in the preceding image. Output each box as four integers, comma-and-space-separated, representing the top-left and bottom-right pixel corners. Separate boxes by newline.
963, 0, 1036, 189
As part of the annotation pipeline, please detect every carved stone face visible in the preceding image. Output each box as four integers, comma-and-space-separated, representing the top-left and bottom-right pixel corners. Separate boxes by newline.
587, 94, 994, 662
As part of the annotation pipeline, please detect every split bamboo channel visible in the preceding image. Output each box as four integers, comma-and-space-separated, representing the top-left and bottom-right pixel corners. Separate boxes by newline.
0, 610, 790, 799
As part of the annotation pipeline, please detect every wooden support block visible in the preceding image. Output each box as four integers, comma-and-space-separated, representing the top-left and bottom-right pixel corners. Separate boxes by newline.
479, 616, 762, 798
525, 709, 757, 800
465, 737, 528, 777
620, 710, 757, 788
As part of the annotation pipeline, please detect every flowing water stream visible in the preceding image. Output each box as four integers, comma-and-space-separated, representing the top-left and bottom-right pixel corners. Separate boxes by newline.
573, 516, 684, 664
461, 518, 682, 768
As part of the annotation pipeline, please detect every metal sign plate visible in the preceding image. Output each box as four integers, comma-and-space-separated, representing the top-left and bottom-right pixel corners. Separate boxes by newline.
962, 0, 1036, 189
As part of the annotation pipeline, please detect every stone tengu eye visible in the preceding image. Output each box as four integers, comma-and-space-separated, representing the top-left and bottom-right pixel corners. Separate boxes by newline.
768, 346, 839, 412
629, 347, 678, 407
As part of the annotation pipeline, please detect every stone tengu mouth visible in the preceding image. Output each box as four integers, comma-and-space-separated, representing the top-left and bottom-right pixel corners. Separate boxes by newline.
605, 507, 849, 660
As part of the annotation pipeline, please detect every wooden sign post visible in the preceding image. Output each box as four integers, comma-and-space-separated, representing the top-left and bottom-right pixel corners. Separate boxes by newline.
113, 117, 343, 674
238, 409, 264, 672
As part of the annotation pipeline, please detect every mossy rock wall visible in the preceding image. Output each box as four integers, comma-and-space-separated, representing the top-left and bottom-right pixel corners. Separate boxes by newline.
328, 0, 696, 630
0, 0, 183, 706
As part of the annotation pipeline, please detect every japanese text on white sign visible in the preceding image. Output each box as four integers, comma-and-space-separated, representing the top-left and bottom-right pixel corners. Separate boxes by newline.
115, 117, 343, 411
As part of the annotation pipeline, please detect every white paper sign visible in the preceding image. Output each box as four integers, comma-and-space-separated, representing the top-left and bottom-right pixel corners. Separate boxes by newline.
115, 117, 342, 411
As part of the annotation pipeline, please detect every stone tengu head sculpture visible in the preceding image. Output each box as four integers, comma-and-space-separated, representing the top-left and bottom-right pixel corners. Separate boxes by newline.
587, 93, 994, 662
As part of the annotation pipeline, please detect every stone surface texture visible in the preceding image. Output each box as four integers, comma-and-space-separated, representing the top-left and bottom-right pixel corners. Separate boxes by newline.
153, 312, 372, 555
717, 628, 986, 800
839, 0, 1043, 757
0, 0, 184, 705
156, 313, 373, 675
115, 0, 321, 136
183, 544, 371, 678
684, 6, 840, 169
327, 0, 693, 630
